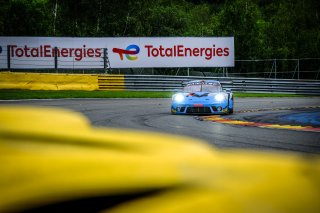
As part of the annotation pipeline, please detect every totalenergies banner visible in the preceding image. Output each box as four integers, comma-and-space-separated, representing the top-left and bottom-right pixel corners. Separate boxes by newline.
0, 37, 234, 69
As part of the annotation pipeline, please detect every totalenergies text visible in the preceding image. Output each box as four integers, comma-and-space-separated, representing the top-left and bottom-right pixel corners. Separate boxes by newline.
9, 45, 102, 61
144, 45, 230, 60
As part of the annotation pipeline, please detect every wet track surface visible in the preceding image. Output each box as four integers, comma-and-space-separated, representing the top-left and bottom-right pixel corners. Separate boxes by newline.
1, 97, 320, 153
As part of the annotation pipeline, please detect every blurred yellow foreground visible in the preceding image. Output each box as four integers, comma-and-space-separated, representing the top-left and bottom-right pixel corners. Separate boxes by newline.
0, 105, 320, 213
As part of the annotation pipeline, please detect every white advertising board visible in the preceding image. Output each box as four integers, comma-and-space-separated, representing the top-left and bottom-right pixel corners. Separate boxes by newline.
0, 37, 234, 69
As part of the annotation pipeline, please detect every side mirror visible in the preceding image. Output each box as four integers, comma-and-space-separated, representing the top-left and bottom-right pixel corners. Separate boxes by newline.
225, 89, 232, 93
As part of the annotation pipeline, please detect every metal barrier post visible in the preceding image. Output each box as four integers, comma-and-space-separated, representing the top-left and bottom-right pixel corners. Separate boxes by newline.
103, 48, 111, 74
54, 47, 58, 72
297, 59, 300, 80
103, 48, 107, 73
274, 59, 277, 79
7, 45, 10, 71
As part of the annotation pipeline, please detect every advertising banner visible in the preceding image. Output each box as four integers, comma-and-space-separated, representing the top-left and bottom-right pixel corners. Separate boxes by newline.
0, 37, 234, 69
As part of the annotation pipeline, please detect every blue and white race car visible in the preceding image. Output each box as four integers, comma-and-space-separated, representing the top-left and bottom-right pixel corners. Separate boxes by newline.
171, 80, 233, 115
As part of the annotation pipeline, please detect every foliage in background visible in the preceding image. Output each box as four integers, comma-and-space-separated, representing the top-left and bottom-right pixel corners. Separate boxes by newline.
0, 0, 319, 60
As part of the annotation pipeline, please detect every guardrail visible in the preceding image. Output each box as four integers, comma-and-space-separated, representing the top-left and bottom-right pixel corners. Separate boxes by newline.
1, 72, 319, 94
121, 75, 320, 95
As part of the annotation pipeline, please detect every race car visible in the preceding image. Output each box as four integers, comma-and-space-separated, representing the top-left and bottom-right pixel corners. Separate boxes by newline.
171, 80, 233, 115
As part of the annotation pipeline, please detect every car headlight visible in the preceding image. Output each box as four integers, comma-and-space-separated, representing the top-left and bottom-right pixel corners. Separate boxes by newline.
173, 94, 185, 103
214, 93, 226, 102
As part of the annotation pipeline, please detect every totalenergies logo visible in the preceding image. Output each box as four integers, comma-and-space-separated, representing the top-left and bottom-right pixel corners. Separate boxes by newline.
112, 44, 140, 60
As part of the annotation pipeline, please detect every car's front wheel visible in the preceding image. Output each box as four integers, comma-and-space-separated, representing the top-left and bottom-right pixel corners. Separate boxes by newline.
228, 96, 234, 114
171, 108, 177, 115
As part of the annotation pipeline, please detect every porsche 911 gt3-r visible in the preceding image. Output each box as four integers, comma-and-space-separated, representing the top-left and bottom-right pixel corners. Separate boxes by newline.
171, 80, 233, 115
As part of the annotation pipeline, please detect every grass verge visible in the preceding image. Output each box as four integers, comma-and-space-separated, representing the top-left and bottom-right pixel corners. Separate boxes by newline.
0, 90, 306, 100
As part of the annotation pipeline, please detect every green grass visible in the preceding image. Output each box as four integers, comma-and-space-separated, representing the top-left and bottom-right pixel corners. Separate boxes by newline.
0, 90, 306, 100
0, 90, 174, 100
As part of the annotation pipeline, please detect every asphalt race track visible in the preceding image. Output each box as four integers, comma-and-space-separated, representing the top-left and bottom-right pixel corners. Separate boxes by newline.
1, 97, 320, 154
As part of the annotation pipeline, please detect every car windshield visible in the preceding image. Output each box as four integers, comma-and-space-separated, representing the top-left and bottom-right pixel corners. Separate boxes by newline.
183, 82, 221, 93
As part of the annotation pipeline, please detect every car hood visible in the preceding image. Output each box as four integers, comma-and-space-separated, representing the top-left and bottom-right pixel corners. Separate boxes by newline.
181, 92, 221, 97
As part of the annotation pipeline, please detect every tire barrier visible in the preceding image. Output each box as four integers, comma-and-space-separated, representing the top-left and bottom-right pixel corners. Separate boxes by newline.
1, 106, 320, 212
0, 72, 125, 91
0, 72, 98, 91
98, 75, 125, 91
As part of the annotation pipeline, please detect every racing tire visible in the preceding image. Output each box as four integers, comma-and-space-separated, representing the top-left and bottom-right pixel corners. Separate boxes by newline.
228, 108, 233, 114
227, 95, 234, 114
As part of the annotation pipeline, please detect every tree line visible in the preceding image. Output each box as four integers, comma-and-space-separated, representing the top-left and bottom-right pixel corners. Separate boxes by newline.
0, 0, 319, 60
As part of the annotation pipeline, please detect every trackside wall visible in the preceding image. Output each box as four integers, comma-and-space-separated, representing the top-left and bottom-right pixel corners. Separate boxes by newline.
0, 72, 319, 94
0, 72, 99, 91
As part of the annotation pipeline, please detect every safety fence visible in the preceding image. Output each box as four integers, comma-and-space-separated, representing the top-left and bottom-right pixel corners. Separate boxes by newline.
1, 45, 319, 79
109, 58, 320, 80
121, 75, 320, 95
